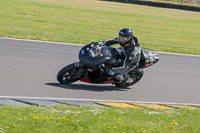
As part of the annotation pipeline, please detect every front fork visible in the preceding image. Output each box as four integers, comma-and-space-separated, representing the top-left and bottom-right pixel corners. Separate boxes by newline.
70, 62, 86, 80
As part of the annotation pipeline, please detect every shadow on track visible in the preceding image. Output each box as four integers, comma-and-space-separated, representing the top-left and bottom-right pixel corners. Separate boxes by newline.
45, 83, 130, 92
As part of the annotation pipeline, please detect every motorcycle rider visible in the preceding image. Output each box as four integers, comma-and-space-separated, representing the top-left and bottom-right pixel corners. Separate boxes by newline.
96, 28, 141, 82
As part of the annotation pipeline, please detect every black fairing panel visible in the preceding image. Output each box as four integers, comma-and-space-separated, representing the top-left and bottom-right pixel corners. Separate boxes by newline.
105, 47, 123, 66
78, 44, 112, 69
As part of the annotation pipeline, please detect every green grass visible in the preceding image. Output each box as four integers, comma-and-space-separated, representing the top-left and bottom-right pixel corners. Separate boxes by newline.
0, 105, 199, 132
0, 0, 200, 55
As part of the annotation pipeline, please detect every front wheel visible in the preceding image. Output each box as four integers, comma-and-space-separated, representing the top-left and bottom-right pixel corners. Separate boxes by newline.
114, 69, 144, 88
57, 64, 82, 84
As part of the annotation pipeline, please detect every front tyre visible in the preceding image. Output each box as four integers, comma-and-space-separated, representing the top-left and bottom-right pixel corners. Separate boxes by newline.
57, 64, 81, 84
114, 69, 144, 88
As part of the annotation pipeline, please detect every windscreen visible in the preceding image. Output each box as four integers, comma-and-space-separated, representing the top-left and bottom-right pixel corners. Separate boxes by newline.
89, 46, 112, 57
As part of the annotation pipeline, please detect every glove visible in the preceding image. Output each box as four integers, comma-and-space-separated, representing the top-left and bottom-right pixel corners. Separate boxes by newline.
97, 42, 106, 46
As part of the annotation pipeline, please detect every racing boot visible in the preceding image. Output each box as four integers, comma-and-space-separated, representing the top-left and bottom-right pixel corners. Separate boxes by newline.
113, 73, 129, 83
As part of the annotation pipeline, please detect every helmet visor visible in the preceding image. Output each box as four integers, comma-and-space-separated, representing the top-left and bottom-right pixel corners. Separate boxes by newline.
119, 36, 131, 43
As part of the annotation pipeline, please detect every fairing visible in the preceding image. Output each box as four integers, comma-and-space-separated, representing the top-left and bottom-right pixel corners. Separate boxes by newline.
79, 43, 118, 69
139, 49, 159, 68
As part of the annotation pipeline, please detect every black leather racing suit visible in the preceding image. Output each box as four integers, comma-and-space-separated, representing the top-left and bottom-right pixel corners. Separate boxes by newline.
97, 37, 141, 74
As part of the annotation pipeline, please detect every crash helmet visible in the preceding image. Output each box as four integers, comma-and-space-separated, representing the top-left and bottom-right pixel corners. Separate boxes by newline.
118, 28, 134, 46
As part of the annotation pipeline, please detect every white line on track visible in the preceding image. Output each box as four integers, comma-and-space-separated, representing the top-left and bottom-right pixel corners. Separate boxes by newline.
0, 45, 67, 53
0, 37, 83, 46
1, 37, 200, 57
0, 96, 200, 106
156, 51, 200, 57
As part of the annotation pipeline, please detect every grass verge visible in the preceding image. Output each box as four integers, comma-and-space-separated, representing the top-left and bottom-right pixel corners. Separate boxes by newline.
0, 0, 200, 55
0, 105, 200, 132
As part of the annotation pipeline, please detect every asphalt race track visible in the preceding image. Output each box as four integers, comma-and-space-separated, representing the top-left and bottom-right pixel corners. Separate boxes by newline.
0, 38, 200, 104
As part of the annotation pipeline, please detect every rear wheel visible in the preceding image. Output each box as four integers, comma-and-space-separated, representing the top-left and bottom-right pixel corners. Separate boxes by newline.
114, 69, 144, 88
57, 64, 82, 84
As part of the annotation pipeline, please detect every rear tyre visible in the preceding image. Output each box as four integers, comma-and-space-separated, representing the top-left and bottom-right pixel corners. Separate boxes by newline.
114, 69, 144, 88
57, 64, 81, 84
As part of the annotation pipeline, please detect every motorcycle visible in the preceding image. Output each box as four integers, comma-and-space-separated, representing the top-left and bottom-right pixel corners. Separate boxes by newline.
57, 42, 159, 88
